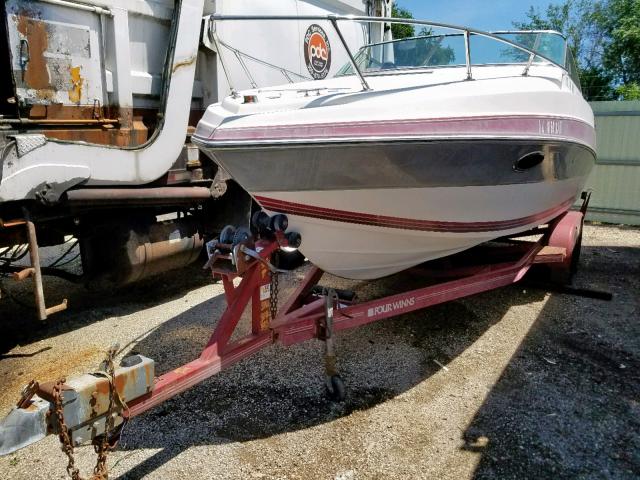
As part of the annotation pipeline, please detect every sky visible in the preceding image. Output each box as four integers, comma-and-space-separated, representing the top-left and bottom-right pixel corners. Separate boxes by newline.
394, 0, 563, 31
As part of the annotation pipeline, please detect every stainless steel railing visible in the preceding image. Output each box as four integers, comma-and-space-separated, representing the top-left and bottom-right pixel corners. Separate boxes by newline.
208, 14, 569, 93
215, 38, 311, 88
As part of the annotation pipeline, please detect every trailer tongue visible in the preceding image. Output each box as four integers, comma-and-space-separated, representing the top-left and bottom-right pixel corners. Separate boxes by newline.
0, 198, 591, 477
0, 353, 154, 457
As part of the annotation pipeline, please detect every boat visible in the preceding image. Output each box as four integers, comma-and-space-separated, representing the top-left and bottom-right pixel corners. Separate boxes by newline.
193, 14, 596, 279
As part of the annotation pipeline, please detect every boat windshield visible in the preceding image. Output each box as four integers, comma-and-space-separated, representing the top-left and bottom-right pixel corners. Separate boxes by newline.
336, 30, 579, 86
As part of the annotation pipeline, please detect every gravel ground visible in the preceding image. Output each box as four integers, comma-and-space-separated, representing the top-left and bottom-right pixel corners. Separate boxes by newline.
0, 223, 638, 479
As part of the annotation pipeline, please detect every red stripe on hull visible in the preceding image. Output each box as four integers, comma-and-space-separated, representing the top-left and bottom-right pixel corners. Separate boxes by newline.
254, 195, 575, 233
211, 115, 595, 148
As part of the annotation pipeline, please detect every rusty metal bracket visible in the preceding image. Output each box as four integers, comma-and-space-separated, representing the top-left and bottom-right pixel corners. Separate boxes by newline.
16, 380, 39, 409
0, 218, 27, 228
12, 267, 35, 281
19, 209, 68, 320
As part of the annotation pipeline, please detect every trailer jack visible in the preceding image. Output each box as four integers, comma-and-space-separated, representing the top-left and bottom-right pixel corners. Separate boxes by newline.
0, 203, 603, 477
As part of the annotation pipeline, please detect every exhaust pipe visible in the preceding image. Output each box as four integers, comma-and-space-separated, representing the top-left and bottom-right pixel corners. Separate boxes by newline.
66, 187, 212, 206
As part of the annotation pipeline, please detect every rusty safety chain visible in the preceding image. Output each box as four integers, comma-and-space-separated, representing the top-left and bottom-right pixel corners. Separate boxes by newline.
269, 270, 279, 320
52, 346, 123, 480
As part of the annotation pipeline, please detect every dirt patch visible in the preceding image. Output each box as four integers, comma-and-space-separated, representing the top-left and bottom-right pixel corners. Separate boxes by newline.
0, 345, 102, 410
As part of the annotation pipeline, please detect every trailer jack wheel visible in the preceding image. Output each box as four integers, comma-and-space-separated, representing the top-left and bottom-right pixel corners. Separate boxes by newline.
322, 290, 345, 401
326, 374, 346, 402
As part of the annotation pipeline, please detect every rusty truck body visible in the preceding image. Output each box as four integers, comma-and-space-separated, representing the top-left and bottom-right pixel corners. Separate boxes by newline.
0, 0, 391, 318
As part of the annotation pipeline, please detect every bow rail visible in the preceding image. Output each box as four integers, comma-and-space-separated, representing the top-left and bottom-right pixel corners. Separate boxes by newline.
208, 14, 571, 92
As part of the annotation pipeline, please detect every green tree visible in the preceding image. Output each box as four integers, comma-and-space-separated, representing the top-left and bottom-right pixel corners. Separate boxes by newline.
391, 5, 415, 39
514, 1, 611, 100
517, 0, 640, 101
390, 6, 455, 65
580, 66, 616, 100
514, 1, 612, 67
602, 0, 640, 85
617, 82, 640, 100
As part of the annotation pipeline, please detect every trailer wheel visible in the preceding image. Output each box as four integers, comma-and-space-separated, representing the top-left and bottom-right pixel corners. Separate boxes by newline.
550, 232, 583, 284
570, 231, 583, 275
548, 211, 584, 284
326, 374, 346, 402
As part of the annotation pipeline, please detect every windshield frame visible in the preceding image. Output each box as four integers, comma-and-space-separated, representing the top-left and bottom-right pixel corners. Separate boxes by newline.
335, 30, 571, 78
209, 14, 578, 92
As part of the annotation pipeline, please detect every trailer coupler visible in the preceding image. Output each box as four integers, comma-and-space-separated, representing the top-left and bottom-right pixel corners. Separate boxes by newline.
0, 353, 154, 456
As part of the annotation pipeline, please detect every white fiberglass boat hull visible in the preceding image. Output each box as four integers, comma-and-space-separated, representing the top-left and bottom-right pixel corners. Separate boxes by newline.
194, 65, 596, 279
254, 177, 587, 279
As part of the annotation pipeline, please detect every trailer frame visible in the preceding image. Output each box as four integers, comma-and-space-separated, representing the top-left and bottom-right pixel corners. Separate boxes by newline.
0, 194, 594, 470
125, 196, 589, 417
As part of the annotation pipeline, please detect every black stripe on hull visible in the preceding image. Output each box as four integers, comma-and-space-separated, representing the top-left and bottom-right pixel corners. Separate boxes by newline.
199, 139, 595, 192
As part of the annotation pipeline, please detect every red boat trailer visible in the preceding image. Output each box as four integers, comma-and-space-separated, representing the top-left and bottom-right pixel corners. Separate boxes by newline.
0, 194, 592, 474
125, 195, 589, 416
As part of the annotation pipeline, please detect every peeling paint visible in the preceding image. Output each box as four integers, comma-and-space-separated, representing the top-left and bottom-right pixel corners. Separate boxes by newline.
68, 66, 83, 104
11, 5, 94, 107
16, 15, 50, 90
